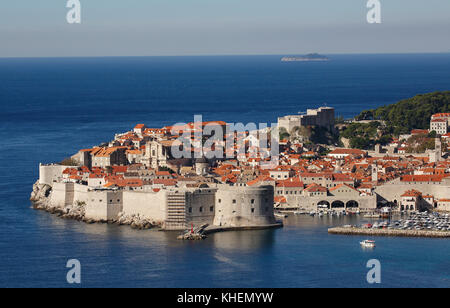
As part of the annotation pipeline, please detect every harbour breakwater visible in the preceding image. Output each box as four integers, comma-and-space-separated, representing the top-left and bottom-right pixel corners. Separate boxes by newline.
328, 227, 450, 238
30, 181, 161, 230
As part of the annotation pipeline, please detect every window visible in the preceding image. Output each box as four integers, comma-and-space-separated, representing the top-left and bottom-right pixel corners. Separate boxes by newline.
218, 199, 221, 203
210, 206, 214, 212
232, 200, 236, 204
251, 208, 255, 213
199, 207, 203, 213
251, 199, 255, 204
188, 207, 192, 213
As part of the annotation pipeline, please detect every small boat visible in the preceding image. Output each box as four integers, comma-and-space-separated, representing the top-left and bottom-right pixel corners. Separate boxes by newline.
360, 240, 376, 248
381, 207, 392, 218
364, 213, 380, 218
274, 213, 288, 219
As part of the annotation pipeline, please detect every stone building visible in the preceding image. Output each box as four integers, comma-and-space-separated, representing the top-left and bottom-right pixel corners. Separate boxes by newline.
430, 119, 448, 135
437, 199, 450, 212
430, 113, 450, 135
213, 185, 276, 228
91, 147, 127, 168
400, 190, 423, 211
278, 107, 335, 132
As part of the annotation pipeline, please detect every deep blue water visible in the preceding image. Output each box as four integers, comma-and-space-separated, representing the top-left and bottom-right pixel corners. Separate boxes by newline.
1, 54, 450, 288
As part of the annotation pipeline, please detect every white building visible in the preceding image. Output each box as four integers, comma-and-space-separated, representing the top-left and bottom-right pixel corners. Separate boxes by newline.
430, 119, 448, 135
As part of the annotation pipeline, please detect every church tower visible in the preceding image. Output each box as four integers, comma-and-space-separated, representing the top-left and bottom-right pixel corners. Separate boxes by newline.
430, 138, 442, 163
371, 164, 378, 183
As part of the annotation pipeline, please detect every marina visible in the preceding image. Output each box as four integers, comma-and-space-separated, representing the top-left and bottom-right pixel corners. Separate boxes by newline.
329, 226, 450, 238
329, 212, 450, 238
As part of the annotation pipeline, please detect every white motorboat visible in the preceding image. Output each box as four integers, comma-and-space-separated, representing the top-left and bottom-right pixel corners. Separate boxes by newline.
360, 240, 376, 248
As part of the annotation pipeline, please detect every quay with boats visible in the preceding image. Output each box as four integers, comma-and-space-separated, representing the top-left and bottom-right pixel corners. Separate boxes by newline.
329, 212, 450, 238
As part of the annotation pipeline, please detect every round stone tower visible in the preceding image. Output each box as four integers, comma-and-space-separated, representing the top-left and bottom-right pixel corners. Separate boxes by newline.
213, 185, 276, 227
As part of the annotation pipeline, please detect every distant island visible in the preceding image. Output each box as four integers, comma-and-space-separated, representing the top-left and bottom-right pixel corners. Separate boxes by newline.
281, 53, 329, 62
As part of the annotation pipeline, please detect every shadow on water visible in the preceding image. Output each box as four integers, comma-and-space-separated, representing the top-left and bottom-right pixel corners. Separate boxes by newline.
210, 229, 276, 252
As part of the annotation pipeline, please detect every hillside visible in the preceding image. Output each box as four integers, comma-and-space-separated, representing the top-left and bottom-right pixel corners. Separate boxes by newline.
355, 91, 450, 135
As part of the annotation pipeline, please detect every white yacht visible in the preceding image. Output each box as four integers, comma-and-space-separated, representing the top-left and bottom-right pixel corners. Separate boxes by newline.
360, 240, 376, 248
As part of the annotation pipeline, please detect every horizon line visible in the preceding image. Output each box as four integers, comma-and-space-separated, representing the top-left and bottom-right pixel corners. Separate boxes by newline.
1, 51, 450, 60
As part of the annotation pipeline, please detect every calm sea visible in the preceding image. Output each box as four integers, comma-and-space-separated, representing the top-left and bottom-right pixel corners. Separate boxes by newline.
0, 54, 449, 287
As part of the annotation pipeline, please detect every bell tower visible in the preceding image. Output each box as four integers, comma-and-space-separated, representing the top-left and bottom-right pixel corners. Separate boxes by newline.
371, 164, 378, 183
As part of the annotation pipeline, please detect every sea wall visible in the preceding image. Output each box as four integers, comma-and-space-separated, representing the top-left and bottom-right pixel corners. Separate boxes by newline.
85, 190, 123, 221
50, 182, 88, 207
122, 190, 167, 222
39, 164, 69, 185
328, 227, 450, 238
31, 179, 281, 232
30, 181, 161, 229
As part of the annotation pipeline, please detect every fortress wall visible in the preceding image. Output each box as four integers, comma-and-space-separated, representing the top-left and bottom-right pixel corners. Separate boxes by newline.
39, 164, 68, 185
122, 190, 167, 222
65, 183, 74, 205
213, 185, 276, 227
73, 183, 89, 204
375, 183, 450, 202
85, 191, 123, 221
185, 189, 217, 226
50, 182, 68, 207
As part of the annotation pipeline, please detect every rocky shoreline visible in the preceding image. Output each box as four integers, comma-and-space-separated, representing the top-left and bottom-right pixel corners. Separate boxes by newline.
30, 181, 162, 230
328, 227, 450, 238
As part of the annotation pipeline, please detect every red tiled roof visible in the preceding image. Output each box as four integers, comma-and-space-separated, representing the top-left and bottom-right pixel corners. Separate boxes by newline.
329, 183, 357, 192
411, 129, 429, 135
274, 196, 287, 203
401, 189, 422, 197
153, 179, 177, 186
401, 175, 447, 182
432, 113, 450, 118
276, 178, 304, 188
329, 149, 366, 156
304, 183, 327, 192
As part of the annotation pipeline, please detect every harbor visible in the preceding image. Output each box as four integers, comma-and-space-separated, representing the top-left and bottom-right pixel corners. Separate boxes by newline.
328, 226, 450, 238
328, 212, 450, 238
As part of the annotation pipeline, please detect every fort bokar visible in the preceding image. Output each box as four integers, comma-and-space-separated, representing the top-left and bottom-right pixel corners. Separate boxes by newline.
31, 105, 450, 234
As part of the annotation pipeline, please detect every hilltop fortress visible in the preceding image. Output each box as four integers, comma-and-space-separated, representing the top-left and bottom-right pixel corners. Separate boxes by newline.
278, 106, 335, 132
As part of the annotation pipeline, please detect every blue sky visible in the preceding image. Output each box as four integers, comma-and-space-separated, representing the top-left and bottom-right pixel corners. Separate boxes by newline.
1, 0, 450, 57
